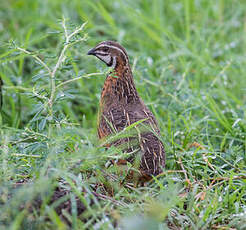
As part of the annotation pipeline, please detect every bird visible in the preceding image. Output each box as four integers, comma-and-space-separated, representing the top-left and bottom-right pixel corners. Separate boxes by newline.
87, 41, 165, 183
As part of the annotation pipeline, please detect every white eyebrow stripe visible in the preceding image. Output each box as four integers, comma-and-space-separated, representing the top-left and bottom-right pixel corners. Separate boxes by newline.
96, 44, 128, 61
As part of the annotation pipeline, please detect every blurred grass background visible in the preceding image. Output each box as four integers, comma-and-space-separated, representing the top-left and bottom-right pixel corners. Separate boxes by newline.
0, 0, 246, 229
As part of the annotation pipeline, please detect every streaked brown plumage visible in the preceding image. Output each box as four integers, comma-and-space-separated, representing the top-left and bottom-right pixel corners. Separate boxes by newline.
88, 41, 165, 181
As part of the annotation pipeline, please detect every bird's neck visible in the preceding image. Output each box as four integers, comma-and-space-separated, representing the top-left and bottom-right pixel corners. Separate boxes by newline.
101, 65, 139, 107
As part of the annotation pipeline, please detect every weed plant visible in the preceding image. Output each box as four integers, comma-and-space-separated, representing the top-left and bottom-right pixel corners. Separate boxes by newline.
0, 0, 246, 229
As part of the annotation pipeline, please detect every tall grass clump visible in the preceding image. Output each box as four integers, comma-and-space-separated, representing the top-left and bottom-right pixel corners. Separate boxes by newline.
0, 0, 246, 229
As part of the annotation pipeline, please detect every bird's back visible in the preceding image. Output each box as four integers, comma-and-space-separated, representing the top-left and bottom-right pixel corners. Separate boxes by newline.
98, 87, 165, 177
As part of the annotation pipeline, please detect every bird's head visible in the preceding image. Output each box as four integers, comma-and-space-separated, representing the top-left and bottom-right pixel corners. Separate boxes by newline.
87, 41, 129, 69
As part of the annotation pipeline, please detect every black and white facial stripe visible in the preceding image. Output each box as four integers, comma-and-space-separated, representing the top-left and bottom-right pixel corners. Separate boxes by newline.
87, 41, 129, 69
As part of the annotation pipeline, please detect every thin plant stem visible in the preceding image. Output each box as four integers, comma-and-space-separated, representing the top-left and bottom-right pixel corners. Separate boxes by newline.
56, 72, 104, 89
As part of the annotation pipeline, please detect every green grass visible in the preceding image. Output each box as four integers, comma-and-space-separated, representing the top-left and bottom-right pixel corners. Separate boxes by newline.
0, 0, 246, 229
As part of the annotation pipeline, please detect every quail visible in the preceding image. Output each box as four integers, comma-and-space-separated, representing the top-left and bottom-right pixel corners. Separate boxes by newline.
88, 41, 165, 182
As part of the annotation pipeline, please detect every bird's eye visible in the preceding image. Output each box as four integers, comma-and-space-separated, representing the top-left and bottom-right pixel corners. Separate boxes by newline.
102, 47, 109, 52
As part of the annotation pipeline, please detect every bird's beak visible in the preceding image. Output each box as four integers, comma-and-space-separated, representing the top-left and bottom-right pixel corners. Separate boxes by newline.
87, 48, 96, 56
